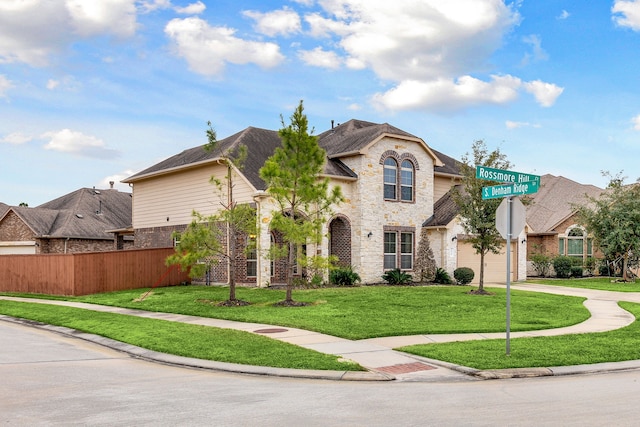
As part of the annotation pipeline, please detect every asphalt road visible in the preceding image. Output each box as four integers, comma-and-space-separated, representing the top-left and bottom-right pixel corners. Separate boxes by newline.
2, 320, 640, 426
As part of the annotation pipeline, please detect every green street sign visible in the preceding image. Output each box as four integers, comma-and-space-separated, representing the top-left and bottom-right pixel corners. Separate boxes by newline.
476, 165, 540, 184
482, 180, 540, 199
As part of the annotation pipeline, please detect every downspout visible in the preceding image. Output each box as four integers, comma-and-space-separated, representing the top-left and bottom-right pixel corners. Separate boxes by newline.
64, 237, 70, 254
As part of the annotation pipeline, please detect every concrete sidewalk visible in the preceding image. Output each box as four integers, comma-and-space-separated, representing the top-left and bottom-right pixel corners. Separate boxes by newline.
2, 282, 640, 381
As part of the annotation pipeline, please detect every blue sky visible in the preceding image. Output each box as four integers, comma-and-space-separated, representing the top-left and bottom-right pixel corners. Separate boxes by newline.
2, 0, 640, 206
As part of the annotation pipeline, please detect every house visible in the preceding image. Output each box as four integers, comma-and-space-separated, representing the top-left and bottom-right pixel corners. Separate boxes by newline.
525, 174, 604, 273
423, 185, 529, 284
0, 185, 133, 254
123, 119, 468, 285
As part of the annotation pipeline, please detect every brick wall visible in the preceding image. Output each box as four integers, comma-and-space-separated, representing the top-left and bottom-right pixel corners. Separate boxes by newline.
39, 238, 116, 254
0, 211, 34, 241
329, 216, 352, 267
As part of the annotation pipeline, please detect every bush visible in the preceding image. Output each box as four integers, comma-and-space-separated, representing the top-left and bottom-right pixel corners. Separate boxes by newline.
329, 266, 361, 286
434, 268, 452, 284
382, 268, 413, 285
553, 256, 574, 278
570, 266, 583, 278
530, 253, 552, 277
453, 267, 475, 285
584, 257, 597, 276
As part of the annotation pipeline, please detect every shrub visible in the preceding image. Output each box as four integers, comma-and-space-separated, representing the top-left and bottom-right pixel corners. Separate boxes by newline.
434, 268, 452, 284
329, 266, 361, 286
553, 256, 574, 278
381, 268, 413, 285
570, 266, 583, 278
584, 257, 597, 276
530, 253, 552, 277
453, 267, 475, 285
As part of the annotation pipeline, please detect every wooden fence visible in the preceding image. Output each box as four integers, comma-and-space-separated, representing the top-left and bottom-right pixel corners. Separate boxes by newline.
0, 248, 190, 296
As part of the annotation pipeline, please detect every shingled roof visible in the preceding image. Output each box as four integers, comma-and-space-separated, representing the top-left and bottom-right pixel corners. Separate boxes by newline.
431, 148, 462, 177
1, 188, 132, 240
124, 119, 450, 187
423, 186, 462, 227
526, 174, 604, 234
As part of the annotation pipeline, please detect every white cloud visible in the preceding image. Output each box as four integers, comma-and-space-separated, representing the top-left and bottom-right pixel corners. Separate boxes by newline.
174, 1, 206, 15
138, 0, 171, 14
613, 0, 640, 30
0, 74, 13, 97
65, 0, 137, 37
632, 114, 640, 130
506, 120, 540, 129
558, 10, 570, 20
523, 80, 564, 107
41, 129, 121, 159
46, 79, 60, 90
164, 17, 285, 76
243, 7, 301, 37
522, 34, 549, 64
298, 47, 341, 69
0, 0, 139, 66
1, 132, 32, 145
307, 0, 519, 81
296, 0, 562, 112
99, 171, 135, 192
373, 75, 522, 112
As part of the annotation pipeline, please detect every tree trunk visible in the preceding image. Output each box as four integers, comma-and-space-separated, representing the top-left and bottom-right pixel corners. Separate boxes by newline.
285, 241, 294, 302
623, 252, 629, 282
478, 250, 486, 292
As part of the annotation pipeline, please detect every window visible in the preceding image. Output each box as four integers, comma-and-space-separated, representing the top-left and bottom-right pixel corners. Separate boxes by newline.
559, 237, 565, 255
384, 230, 414, 270
400, 232, 413, 269
567, 228, 585, 259
384, 232, 397, 269
400, 160, 414, 202
383, 156, 415, 202
246, 236, 257, 278
383, 158, 397, 200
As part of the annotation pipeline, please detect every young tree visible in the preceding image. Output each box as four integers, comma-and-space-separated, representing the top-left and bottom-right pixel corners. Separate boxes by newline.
576, 173, 640, 282
414, 227, 437, 282
259, 100, 343, 305
166, 123, 256, 305
452, 140, 512, 293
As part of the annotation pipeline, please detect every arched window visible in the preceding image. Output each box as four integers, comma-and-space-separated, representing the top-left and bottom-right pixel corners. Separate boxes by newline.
400, 160, 414, 202
383, 157, 397, 200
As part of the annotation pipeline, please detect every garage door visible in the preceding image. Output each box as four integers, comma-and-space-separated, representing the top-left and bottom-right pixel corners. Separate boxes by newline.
0, 243, 36, 255
457, 241, 516, 285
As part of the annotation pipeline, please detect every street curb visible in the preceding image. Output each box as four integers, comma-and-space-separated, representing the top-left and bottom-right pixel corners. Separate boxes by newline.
0, 315, 393, 382
402, 353, 640, 380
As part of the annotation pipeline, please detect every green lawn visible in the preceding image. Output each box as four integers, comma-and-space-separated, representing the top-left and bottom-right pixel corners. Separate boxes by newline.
526, 277, 640, 292
400, 301, 640, 370
31, 284, 591, 340
0, 300, 362, 371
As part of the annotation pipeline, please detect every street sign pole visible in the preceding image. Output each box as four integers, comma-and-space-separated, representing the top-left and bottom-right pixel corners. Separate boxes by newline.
506, 197, 512, 356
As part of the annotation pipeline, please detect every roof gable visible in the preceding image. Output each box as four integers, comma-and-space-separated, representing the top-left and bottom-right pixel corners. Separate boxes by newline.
525, 174, 604, 233
317, 119, 444, 167
0, 188, 133, 240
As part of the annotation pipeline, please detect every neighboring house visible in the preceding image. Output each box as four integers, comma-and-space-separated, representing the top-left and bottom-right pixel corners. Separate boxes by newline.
123, 119, 465, 285
0, 185, 133, 254
525, 174, 604, 273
